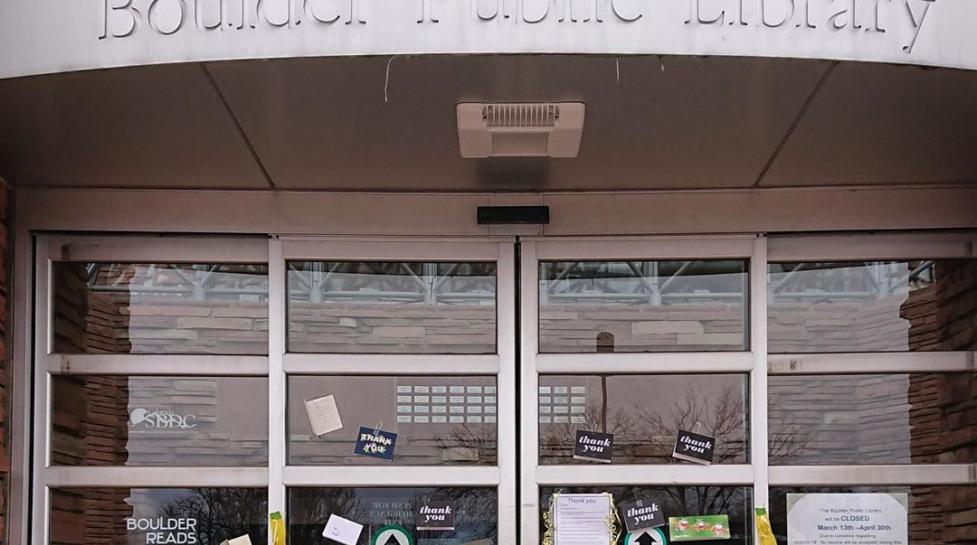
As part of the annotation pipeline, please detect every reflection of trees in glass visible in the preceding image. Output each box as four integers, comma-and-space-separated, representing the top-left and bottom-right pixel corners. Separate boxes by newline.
438, 424, 499, 464
288, 488, 361, 545
539, 404, 636, 460
158, 489, 267, 545
639, 384, 747, 463
539, 383, 755, 464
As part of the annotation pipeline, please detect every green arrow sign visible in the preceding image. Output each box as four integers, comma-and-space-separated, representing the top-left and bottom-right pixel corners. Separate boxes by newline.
371, 525, 413, 545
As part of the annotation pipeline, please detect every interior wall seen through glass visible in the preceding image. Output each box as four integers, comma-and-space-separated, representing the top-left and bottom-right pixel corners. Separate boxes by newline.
768, 373, 977, 465
539, 374, 750, 465
768, 260, 977, 353
288, 262, 497, 354
52, 262, 269, 355
539, 260, 749, 353
50, 375, 268, 467
49, 488, 268, 545
288, 376, 498, 465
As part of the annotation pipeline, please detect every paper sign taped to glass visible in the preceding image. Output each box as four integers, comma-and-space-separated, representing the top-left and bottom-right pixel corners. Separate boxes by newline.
371, 524, 413, 545
787, 493, 908, 545
305, 394, 343, 436
219, 536, 253, 545
269, 511, 286, 545
323, 514, 364, 545
545, 493, 621, 545
624, 528, 668, 545
669, 515, 730, 542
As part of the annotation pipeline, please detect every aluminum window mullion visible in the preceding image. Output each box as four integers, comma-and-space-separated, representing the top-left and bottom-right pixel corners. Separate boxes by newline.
519, 242, 541, 545
283, 353, 500, 375
750, 235, 770, 536
768, 352, 977, 374
281, 239, 506, 261
496, 243, 518, 545
42, 236, 270, 262
769, 465, 977, 486
536, 465, 756, 487
283, 466, 501, 487
536, 352, 753, 374
45, 354, 269, 375
32, 238, 56, 545
268, 238, 286, 545
529, 236, 756, 261
768, 232, 977, 261
42, 467, 269, 488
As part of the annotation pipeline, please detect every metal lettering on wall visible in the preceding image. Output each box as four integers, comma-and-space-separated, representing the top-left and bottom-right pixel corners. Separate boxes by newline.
101, 0, 936, 55
0, 0, 971, 79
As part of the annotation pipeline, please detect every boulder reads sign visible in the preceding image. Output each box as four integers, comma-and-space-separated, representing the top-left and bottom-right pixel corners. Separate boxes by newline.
126, 518, 198, 545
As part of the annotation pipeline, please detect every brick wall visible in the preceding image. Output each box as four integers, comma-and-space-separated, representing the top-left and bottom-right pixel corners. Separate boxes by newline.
0, 183, 9, 544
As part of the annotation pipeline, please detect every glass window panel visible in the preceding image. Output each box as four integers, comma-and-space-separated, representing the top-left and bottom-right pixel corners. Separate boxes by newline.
49, 488, 268, 545
288, 487, 497, 544
288, 376, 497, 465
540, 486, 754, 545
539, 260, 749, 353
769, 373, 977, 465
539, 374, 750, 465
770, 486, 977, 545
52, 262, 269, 355
287, 262, 497, 354
51, 376, 269, 467
768, 259, 977, 353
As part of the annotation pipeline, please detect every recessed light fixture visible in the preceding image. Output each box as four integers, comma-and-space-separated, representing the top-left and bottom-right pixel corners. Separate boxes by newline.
457, 102, 585, 158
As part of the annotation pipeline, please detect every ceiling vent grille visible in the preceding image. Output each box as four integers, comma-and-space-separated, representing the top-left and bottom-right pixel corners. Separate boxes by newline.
457, 102, 585, 158
484, 103, 559, 128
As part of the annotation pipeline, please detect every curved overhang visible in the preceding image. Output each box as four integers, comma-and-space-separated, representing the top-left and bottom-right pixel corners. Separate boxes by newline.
1, 0, 977, 79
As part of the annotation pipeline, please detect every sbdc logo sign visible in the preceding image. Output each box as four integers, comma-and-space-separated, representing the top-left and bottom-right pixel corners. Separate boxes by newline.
129, 408, 198, 430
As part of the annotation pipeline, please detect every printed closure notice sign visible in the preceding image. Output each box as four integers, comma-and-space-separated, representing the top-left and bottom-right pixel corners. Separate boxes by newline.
787, 493, 909, 545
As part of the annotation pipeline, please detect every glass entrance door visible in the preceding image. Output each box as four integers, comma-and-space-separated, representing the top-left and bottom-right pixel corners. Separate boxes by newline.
32, 236, 517, 545
30, 233, 977, 545
517, 237, 764, 545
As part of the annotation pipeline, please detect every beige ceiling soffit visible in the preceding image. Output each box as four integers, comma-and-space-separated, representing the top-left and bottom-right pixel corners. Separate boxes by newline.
752, 61, 838, 189
200, 62, 277, 190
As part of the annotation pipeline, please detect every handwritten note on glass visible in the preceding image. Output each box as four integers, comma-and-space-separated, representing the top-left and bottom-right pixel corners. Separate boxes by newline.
305, 395, 343, 436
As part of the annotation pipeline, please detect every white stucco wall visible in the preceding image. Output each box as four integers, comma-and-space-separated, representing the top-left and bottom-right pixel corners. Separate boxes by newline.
1, 0, 976, 79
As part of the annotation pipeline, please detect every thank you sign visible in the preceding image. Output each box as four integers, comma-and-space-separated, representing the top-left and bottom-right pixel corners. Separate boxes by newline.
620, 499, 666, 533
415, 501, 455, 531
354, 427, 398, 461
574, 430, 614, 463
672, 430, 715, 465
